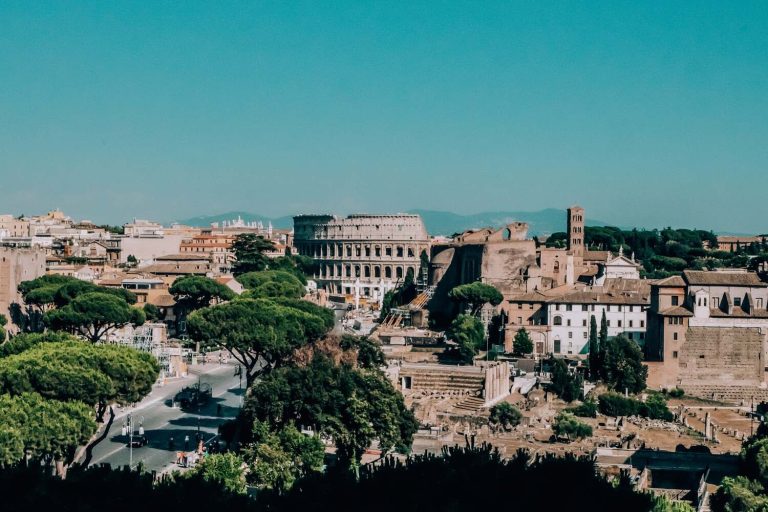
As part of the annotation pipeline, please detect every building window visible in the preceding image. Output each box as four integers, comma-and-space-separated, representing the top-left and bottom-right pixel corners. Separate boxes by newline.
629, 320, 633, 328
712, 296, 719, 308
673, 332, 678, 341
407, 247, 415, 258
517, 317, 522, 324
606, 320, 611, 327
583, 332, 587, 338
641, 320, 645, 328
734, 297, 742, 307
668, 317, 673, 325
553, 316, 562, 326
582, 319, 587, 327
672, 296, 679, 306
618, 320, 622, 327
554, 339, 561, 353
568, 332, 572, 339
566, 305, 572, 312
582, 305, 588, 312
385, 247, 392, 257
672, 351, 678, 358
364, 246, 371, 257
567, 319, 571, 327
518, 303, 523, 309
396, 246, 404, 258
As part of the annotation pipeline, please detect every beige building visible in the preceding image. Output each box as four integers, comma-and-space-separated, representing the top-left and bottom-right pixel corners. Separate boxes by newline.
0, 215, 31, 238
293, 214, 430, 306
0, 246, 46, 333
645, 270, 768, 397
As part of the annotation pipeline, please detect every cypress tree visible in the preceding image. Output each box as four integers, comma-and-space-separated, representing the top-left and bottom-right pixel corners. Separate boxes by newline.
599, 310, 608, 380
588, 315, 599, 380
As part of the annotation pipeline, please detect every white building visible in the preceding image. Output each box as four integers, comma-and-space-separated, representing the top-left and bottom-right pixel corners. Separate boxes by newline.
546, 278, 651, 355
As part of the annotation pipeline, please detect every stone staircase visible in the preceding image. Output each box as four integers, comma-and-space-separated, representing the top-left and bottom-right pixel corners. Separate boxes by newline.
453, 396, 486, 414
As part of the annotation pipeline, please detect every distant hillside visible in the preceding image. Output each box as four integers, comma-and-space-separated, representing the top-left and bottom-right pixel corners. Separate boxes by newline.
174, 211, 293, 229
408, 208, 609, 237
175, 208, 609, 236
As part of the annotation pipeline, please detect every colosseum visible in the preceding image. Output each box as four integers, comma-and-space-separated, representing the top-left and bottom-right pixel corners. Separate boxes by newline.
292, 214, 430, 305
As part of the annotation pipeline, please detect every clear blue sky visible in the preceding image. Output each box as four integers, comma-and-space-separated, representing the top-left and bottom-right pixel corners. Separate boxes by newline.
1, 1, 766, 232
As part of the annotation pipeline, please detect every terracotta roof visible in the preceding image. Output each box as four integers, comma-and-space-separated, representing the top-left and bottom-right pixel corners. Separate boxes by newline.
150, 294, 177, 307
140, 263, 211, 275
658, 306, 694, 317
155, 253, 212, 261
583, 250, 611, 262
546, 282, 650, 305
683, 270, 766, 287
654, 275, 686, 287
507, 290, 554, 303
710, 308, 768, 319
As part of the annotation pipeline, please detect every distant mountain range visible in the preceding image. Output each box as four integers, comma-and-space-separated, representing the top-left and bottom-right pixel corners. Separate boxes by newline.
175, 209, 609, 237
408, 208, 609, 236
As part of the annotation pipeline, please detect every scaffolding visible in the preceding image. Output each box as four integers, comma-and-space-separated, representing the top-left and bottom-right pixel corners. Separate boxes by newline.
109, 323, 175, 376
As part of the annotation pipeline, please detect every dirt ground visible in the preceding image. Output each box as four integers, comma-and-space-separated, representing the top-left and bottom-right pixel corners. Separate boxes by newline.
411, 388, 750, 458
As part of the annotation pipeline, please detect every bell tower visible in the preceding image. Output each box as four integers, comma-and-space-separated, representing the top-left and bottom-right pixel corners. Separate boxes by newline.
567, 205, 584, 257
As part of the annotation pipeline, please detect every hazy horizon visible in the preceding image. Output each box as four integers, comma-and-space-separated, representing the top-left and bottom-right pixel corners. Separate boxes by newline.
2, 2, 767, 233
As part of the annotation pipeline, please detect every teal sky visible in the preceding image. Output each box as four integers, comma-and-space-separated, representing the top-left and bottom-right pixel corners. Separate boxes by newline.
1, 1, 767, 232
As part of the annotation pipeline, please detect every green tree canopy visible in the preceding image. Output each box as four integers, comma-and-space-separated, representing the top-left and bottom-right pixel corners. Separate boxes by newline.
238, 271, 305, 300
267, 255, 316, 285
489, 402, 523, 431
448, 282, 503, 316
187, 298, 330, 387
552, 411, 592, 441
0, 314, 6, 342
244, 419, 325, 493
512, 328, 533, 356
142, 303, 162, 321
44, 292, 145, 343
188, 452, 247, 495
0, 340, 159, 420
602, 335, 647, 394
549, 357, 582, 402
0, 392, 96, 464
0, 331, 76, 357
448, 314, 485, 364
339, 335, 386, 369
170, 275, 235, 313
232, 234, 276, 276
549, 357, 582, 403
244, 353, 418, 472
269, 298, 335, 332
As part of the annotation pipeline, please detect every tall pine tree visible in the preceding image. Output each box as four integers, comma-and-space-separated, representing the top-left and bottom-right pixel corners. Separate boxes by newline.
598, 310, 608, 380
588, 315, 599, 380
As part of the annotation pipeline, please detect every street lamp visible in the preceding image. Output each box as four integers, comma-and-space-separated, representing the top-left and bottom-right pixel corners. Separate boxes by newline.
122, 413, 144, 469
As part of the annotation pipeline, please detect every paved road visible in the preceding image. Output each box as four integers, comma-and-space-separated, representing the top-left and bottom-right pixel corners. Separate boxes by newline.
88, 360, 243, 472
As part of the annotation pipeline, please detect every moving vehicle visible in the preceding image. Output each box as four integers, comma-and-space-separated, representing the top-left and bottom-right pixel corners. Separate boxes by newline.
128, 435, 148, 448
174, 382, 212, 409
